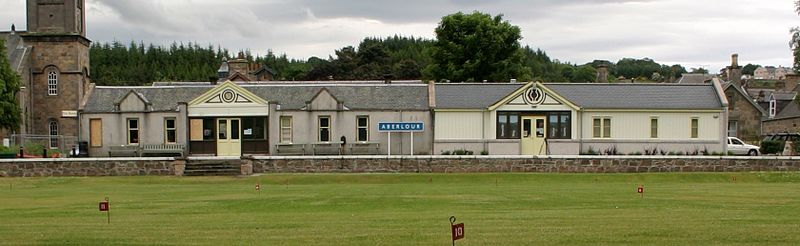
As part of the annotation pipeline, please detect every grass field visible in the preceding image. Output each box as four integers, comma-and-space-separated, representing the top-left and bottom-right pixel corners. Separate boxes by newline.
1, 173, 800, 245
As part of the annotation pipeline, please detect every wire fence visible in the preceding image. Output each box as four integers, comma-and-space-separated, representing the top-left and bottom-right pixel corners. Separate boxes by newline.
8, 134, 79, 156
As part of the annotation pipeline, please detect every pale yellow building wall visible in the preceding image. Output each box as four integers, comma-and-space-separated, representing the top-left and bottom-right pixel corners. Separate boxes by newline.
579, 111, 722, 140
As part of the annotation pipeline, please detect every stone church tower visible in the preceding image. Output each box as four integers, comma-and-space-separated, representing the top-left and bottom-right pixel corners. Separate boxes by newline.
21, 0, 90, 140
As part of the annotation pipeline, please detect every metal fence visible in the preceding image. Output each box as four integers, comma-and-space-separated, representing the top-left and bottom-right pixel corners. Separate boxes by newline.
8, 134, 79, 155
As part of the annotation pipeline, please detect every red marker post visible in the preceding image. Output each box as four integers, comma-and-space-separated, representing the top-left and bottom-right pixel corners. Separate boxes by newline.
99, 197, 110, 223
255, 184, 262, 195
450, 216, 464, 245
637, 185, 644, 198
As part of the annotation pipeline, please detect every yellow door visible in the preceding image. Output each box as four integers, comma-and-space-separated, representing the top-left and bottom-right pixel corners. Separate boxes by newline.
217, 118, 242, 156
521, 116, 547, 155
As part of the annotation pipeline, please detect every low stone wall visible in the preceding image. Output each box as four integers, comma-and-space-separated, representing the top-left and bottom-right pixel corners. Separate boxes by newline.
1, 156, 799, 177
250, 156, 800, 173
0, 158, 177, 177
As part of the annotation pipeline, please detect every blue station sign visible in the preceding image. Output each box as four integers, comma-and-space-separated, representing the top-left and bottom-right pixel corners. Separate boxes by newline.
378, 122, 424, 132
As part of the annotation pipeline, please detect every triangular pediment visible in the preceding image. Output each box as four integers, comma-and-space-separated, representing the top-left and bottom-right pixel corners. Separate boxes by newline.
188, 81, 268, 107
490, 82, 578, 110
187, 81, 269, 117
115, 90, 151, 112
305, 88, 347, 111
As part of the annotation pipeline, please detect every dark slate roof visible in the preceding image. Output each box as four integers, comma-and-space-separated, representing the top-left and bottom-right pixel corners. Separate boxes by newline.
770, 101, 800, 120
435, 83, 525, 109
2, 32, 31, 73
243, 84, 429, 110
83, 84, 430, 113
546, 83, 724, 109
83, 86, 209, 113
677, 73, 712, 84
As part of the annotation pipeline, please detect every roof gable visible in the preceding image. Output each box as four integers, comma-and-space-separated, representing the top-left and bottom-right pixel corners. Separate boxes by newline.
489, 82, 579, 111
115, 90, 151, 112
188, 81, 268, 106
723, 83, 767, 115
306, 88, 346, 111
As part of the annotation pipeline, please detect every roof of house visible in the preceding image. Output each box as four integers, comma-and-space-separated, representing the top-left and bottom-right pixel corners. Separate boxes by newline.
2, 32, 31, 73
434, 83, 525, 109
676, 74, 712, 84
722, 82, 767, 116
770, 101, 800, 120
82, 83, 430, 113
546, 83, 724, 109
434, 82, 725, 110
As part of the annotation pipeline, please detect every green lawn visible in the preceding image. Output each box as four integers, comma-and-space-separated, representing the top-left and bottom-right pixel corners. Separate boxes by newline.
1, 173, 799, 245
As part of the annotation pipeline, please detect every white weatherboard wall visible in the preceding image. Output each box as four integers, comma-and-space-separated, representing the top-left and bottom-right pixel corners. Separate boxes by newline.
579, 111, 725, 154
434, 111, 483, 140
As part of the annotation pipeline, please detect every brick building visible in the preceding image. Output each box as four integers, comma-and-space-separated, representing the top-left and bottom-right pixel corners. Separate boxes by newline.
1, 0, 90, 148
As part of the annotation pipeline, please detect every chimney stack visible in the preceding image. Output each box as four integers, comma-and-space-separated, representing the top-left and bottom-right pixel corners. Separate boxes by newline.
596, 64, 609, 83
727, 53, 743, 85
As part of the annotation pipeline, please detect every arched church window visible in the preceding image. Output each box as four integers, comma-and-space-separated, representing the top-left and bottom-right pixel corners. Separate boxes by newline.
47, 70, 58, 96
49, 120, 59, 149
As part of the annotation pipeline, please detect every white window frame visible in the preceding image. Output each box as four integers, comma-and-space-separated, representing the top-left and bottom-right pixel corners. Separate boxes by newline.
280, 116, 292, 143
48, 120, 58, 149
318, 116, 331, 142
164, 118, 177, 144
769, 99, 776, 118
728, 120, 738, 137
356, 116, 369, 142
47, 70, 58, 96
592, 117, 611, 138
650, 117, 658, 139
127, 118, 140, 145
691, 118, 699, 139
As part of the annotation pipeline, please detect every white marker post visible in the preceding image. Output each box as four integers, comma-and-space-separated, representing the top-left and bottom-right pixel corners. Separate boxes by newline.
410, 132, 414, 156
387, 132, 391, 157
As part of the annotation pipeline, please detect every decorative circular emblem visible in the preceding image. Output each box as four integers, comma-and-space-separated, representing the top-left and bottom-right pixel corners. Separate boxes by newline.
523, 87, 545, 105
221, 89, 236, 103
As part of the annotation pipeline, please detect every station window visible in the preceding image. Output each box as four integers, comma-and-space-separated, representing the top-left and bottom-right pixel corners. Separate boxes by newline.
127, 118, 139, 145
280, 116, 293, 143
691, 118, 699, 139
242, 117, 266, 140
592, 117, 611, 138
650, 118, 658, 139
547, 112, 571, 139
318, 116, 331, 142
497, 112, 520, 139
164, 118, 176, 144
356, 116, 369, 142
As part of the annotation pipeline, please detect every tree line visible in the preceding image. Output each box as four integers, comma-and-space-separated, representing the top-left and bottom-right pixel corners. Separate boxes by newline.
89, 12, 691, 86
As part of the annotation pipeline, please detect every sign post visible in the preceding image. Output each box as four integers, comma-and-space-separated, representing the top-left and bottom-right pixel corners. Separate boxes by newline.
449, 216, 464, 245
378, 122, 424, 156
99, 197, 110, 224
256, 183, 262, 195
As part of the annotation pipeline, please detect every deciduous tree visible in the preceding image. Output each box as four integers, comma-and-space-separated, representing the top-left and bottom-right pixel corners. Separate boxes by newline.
425, 12, 532, 82
0, 39, 22, 132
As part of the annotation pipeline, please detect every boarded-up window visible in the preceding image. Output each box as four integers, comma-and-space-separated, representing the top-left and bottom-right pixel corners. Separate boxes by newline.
190, 119, 203, 141
90, 119, 102, 147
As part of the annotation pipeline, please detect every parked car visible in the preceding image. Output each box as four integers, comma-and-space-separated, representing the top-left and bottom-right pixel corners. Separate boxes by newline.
761, 132, 800, 142
728, 137, 760, 156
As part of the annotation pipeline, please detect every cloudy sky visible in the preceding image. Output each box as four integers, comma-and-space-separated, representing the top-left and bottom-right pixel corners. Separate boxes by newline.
2, 0, 798, 71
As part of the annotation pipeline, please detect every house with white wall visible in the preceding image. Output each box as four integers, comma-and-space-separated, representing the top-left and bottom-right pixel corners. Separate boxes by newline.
433, 81, 729, 155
